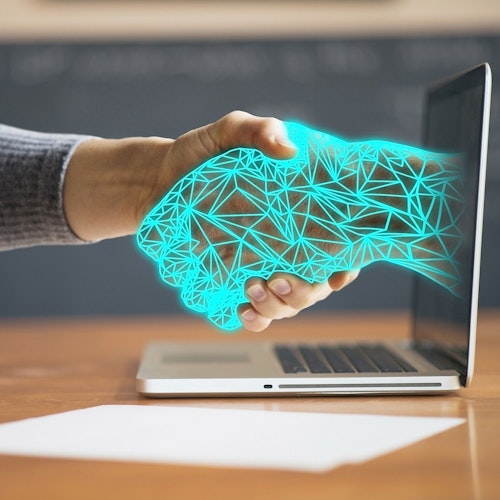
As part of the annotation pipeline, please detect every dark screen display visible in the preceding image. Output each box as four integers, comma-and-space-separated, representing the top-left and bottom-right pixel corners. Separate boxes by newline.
412, 65, 488, 373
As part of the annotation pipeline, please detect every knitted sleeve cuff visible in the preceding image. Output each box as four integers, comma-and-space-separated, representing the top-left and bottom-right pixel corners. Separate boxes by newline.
0, 124, 95, 250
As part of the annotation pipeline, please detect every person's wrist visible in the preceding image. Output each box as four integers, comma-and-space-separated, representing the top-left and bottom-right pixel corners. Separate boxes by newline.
123, 136, 175, 228
63, 135, 173, 242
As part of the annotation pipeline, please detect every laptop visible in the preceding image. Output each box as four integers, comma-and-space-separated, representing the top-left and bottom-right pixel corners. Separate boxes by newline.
137, 63, 491, 397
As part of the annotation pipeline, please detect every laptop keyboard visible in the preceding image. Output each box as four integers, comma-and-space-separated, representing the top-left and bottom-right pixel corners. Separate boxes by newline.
274, 344, 417, 374
413, 346, 459, 370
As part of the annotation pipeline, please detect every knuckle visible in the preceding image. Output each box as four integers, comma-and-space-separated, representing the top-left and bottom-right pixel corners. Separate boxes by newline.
252, 300, 282, 320
250, 301, 272, 317
219, 110, 249, 128
215, 110, 250, 148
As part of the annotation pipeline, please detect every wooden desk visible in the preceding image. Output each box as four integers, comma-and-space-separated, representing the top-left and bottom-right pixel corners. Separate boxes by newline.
0, 311, 499, 500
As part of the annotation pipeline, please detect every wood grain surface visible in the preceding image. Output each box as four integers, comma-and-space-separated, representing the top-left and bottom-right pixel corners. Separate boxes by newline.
0, 311, 499, 499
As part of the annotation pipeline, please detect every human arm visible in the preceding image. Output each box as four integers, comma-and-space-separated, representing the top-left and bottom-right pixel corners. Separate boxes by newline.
293, 124, 463, 292
0, 124, 91, 250
0, 113, 356, 331
65, 113, 357, 332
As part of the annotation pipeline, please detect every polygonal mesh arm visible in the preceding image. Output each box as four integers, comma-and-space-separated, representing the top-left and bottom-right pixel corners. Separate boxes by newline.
137, 122, 463, 331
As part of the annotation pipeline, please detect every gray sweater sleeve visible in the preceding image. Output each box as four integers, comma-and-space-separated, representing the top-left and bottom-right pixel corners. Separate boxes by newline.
0, 124, 93, 250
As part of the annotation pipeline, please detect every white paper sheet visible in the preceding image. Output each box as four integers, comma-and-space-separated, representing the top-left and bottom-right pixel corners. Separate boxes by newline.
0, 405, 463, 473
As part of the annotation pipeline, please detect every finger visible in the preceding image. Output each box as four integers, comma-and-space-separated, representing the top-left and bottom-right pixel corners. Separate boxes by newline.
245, 278, 297, 320
200, 111, 298, 160
238, 305, 272, 333
267, 273, 332, 310
165, 111, 298, 193
328, 269, 360, 291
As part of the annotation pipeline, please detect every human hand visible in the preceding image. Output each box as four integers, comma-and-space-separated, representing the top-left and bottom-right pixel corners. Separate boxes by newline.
239, 270, 359, 332
138, 117, 364, 331
64, 111, 358, 332
138, 118, 462, 331
164, 113, 359, 331
64, 111, 304, 241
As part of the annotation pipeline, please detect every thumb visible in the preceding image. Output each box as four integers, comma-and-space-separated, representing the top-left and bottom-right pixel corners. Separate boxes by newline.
169, 111, 298, 174
208, 110, 298, 159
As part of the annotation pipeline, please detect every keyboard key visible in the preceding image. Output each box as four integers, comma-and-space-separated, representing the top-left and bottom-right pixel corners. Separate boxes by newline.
339, 345, 379, 373
360, 345, 406, 373
298, 346, 332, 373
275, 343, 418, 375
319, 346, 356, 373
274, 345, 307, 373
382, 347, 418, 372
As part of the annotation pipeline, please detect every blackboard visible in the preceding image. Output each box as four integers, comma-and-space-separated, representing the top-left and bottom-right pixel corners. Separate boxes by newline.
0, 35, 498, 320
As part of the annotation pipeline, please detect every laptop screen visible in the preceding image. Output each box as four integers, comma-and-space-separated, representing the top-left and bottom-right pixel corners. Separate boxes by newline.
412, 64, 490, 385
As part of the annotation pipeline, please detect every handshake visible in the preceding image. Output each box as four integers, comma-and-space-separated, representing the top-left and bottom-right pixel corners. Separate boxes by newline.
137, 121, 464, 331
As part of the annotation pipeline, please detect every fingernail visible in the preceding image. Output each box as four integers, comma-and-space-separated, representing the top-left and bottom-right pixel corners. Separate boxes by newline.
247, 284, 266, 302
274, 135, 297, 150
241, 309, 258, 321
269, 278, 292, 296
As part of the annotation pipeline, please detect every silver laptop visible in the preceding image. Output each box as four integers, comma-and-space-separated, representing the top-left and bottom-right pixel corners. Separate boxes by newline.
137, 63, 491, 397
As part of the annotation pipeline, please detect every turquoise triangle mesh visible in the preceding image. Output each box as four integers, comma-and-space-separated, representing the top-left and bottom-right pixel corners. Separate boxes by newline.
137, 122, 464, 331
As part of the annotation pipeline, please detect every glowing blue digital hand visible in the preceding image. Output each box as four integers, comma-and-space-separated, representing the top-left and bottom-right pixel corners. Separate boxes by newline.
137, 122, 463, 331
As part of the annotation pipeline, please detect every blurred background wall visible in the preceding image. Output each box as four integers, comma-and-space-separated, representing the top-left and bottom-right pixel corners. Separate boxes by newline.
0, 0, 499, 322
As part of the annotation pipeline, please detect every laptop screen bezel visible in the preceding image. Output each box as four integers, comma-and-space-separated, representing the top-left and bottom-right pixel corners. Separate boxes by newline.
411, 63, 491, 387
